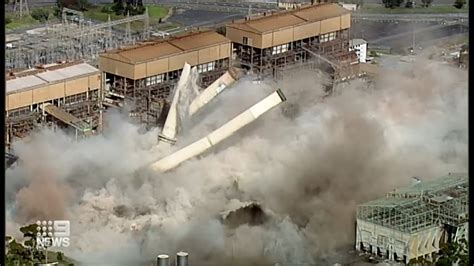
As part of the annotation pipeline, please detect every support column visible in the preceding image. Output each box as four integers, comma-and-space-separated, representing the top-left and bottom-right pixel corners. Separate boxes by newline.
250, 47, 254, 73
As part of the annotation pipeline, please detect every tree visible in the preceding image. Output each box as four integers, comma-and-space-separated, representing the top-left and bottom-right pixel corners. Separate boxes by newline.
453, 0, 466, 8
31, 8, 50, 22
112, 0, 144, 16
78, 0, 88, 11
436, 238, 468, 265
421, 0, 433, 7
6, 225, 73, 265
383, 0, 405, 8
57, 252, 64, 261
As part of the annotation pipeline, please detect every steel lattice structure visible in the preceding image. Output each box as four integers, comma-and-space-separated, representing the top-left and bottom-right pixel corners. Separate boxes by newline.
357, 173, 468, 234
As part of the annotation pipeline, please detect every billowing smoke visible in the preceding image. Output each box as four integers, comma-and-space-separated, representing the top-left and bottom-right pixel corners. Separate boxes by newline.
6, 56, 467, 265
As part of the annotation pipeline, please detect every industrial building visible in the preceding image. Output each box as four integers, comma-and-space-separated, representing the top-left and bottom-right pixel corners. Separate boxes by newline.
349, 38, 368, 63
356, 173, 468, 264
5, 62, 102, 148
99, 30, 232, 127
225, 3, 358, 79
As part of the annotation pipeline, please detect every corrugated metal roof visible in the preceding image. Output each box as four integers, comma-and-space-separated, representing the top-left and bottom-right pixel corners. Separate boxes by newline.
107, 42, 182, 63
292, 3, 348, 22
7, 75, 47, 92
170, 31, 229, 51
101, 31, 230, 64
6, 63, 99, 93
245, 14, 306, 33
227, 3, 349, 34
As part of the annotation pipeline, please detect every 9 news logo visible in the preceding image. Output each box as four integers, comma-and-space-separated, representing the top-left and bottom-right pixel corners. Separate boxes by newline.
35, 220, 70, 249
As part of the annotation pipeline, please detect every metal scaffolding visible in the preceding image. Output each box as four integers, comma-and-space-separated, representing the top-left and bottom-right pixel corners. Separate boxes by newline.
5, 10, 150, 72
104, 58, 231, 129
357, 173, 468, 234
233, 29, 357, 77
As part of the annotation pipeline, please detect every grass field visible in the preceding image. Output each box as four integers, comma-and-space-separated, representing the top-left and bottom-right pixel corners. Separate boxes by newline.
358, 4, 469, 13
82, 4, 169, 32
5, 7, 56, 30
84, 4, 169, 22
5, 15, 39, 30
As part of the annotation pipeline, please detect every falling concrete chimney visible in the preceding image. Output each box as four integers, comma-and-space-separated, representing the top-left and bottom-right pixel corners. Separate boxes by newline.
176, 251, 189, 266
411, 176, 422, 186
157, 254, 170, 266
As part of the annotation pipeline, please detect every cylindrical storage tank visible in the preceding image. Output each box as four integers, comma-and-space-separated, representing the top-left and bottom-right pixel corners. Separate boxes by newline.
176, 251, 189, 266
157, 254, 170, 266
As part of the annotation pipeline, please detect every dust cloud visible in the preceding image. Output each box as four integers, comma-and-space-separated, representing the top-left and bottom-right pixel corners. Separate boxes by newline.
5, 57, 467, 265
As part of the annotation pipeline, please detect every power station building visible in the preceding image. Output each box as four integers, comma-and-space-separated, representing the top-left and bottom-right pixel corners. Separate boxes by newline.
225, 3, 358, 79
356, 173, 468, 264
5, 62, 102, 148
99, 31, 232, 127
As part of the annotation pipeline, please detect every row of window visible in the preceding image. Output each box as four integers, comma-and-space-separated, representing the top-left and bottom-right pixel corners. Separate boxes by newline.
320, 32, 337, 43
197, 62, 216, 74
65, 92, 87, 105
7, 107, 30, 117
146, 74, 164, 86
272, 44, 289, 55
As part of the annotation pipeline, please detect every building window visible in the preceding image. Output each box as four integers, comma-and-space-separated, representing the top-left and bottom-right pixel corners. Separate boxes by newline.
146, 74, 164, 86
272, 43, 289, 55
243, 37, 249, 45
320, 32, 337, 43
197, 61, 216, 74
8, 107, 30, 117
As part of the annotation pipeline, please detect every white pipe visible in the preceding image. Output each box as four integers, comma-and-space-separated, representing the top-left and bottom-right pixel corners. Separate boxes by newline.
188, 67, 241, 117
159, 63, 191, 145
150, 89, 286, 173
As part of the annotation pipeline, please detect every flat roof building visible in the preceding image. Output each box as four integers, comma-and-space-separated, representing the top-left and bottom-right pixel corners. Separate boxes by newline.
5, 62, 102, 148
356, 173, 468, 264
349, 38, 368, 63
99, 30, 232, 127
226, 3, 357, 78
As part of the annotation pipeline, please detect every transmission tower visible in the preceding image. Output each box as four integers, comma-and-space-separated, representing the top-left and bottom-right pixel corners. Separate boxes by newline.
13, 0, 29, 18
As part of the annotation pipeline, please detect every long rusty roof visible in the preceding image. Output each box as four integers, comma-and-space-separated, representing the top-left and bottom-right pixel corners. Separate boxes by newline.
227, 3, 349, 34
101, 31, 230, 64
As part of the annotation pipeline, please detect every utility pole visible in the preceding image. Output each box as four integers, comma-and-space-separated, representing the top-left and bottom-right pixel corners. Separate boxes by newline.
412, 20, 416, 54
13, 0, 29, 18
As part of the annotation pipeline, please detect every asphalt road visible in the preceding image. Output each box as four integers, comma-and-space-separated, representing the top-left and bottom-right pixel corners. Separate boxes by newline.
7, 0, 462, 9
169, 9, 243, 26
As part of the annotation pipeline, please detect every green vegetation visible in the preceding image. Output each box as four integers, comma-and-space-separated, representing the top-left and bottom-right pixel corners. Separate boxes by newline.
5, 6, 56, 30
147, 5, 169, 18
5, 14, 40, 30
358, 4, 468, 13
408, 238, 468, 266
82, 4, 169, 32
454, 0, 467, 9
84, 4, 168, 22
6, 224, 75, 265
31, 8, 51, 22
84, 4, 122, 21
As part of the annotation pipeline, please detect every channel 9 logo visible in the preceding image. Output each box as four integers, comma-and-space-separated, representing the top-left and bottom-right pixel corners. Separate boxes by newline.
36, 220, 70, 249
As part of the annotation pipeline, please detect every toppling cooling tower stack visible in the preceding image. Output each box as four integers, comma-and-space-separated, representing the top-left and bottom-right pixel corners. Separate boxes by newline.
159, 63, 192, 145
188, 67, 242, 117
150, 89, 287, 173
